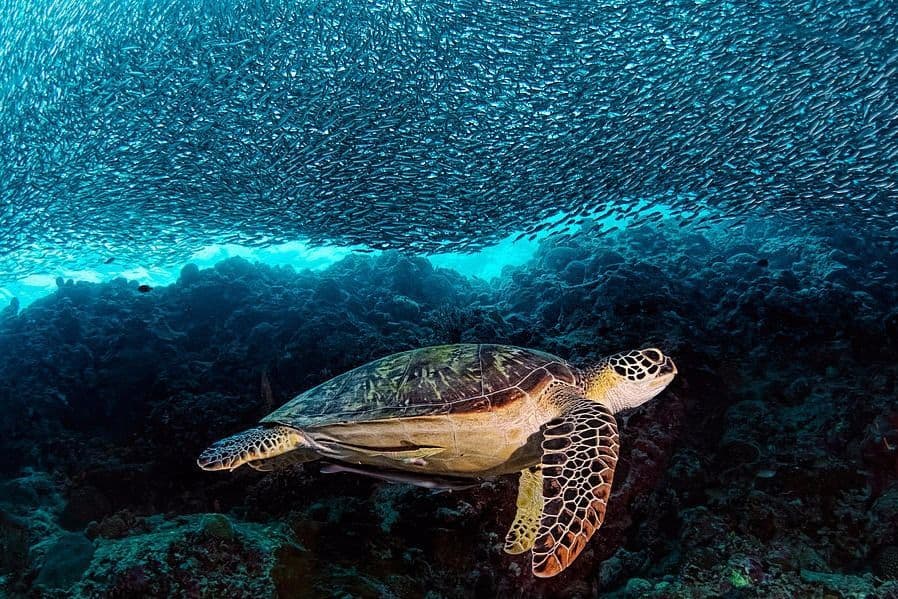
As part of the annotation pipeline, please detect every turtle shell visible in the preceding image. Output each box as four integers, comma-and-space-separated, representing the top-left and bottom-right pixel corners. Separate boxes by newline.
262, 344, 580, 427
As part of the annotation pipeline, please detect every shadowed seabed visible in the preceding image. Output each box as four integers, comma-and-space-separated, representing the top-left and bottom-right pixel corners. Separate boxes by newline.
1, 0, 898, 597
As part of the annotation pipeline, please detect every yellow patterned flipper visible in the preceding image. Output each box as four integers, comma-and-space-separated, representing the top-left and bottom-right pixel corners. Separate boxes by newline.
504, 467, 543, 555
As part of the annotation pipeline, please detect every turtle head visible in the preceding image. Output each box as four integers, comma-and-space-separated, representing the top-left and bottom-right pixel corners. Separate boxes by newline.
583, 348, 676, 414
197, 425, 305, 472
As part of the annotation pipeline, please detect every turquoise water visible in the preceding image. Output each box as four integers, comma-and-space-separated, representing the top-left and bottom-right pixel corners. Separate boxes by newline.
1, 206, 643, 307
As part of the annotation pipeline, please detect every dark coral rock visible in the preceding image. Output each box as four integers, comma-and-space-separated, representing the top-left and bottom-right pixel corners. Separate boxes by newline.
313, 278, 346, 303
782, 377, 813, 406
541, 246, 582, 271
560, 260, 587, 285
34, 532, 95, 592
380, 295, 422, 321
680, 506, 728, 551
200, 513, 236, 541
60, 485, 112, 530
77, 515, 286, 598
271, 543, 314, 596
178, 262, 201, 285
90, 510, 147, 540
871, 485, 898, 546
427, 305, 481, 344
0, 509, 29, 575
861, 412, 898, 479
0, 297, 19, 320
877, 546, 898, 580
884, 310, 898, 344
92, 514, 129, 540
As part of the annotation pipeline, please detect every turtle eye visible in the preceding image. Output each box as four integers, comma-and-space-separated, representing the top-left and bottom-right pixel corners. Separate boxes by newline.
643, 349, 663, 363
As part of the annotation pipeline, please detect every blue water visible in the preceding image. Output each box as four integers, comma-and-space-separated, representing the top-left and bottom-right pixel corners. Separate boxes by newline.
1, 206, 640, 308
1, 0, 897, 597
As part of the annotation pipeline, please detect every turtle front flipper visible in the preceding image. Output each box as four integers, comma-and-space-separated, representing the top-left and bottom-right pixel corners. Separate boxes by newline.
504, 466, 542, 555
197, 425, 310, 472
246, 449, 319, 472
532, 391, 620, 578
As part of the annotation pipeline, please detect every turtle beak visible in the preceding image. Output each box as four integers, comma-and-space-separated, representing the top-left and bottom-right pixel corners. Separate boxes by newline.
659, 356, 677, 376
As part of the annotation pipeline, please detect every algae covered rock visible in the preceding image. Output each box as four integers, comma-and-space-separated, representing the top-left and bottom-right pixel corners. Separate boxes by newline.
33, 532, 94, 592
800, 569, 880, 597
75, 514, 297, 598
200, 513, 236, 541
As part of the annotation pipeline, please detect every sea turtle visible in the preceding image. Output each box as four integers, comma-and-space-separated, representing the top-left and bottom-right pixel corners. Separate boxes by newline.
198, 344, 676, 577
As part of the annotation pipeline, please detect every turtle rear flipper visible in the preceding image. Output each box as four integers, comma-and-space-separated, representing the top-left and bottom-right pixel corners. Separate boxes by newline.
319, 462, 479, 490
504, 466, 542, 555
531, 390, 620, 578
197, 425, 310, 472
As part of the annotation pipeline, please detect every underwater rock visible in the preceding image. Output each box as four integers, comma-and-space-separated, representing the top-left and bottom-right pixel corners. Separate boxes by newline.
800, 569, 880, 597
313, 278, 347, 304
621, 577, 653, 597
597, 548, 644, 590
560, 260, 588, 285
862, 412, 898, 483
0, 297, 18, 320
884, 310, 898, 344
717, 400, 770, 469
33, 532, 95, 592
87, 510, 148, 541
823, 266, 858, 287
270, 544, 314, 597
871, 484, 898, 547
200, 513, 236, 542
679, 506, 728, 553
0, 472, 70, 592
60, 486, 113, 530
0, 510, 29, 576
178, 263, 201, 285
541, 246, 582, 271
782, 377, 813, 406
76, 514, 293, 598
379, 295, 422, 321
877, 546, 898, 581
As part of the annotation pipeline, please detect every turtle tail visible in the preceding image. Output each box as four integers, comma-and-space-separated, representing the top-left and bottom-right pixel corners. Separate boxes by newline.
197, 425, 307, 471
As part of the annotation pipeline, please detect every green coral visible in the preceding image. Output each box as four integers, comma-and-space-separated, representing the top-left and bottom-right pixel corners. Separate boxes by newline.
729, 568, 751, 588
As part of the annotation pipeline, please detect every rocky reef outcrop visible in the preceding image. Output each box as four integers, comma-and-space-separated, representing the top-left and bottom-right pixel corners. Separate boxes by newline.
1, 217, 896, 597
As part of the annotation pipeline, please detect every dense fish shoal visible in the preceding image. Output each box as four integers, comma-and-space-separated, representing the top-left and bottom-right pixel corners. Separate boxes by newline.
0, 0, 896, 280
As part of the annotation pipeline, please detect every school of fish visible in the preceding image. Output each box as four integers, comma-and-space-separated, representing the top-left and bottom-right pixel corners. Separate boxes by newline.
0, 0, 896, 278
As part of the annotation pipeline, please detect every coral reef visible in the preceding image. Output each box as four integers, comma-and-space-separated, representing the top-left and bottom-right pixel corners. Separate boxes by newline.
0, 217, 896, 597
74, 514, 293, 598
